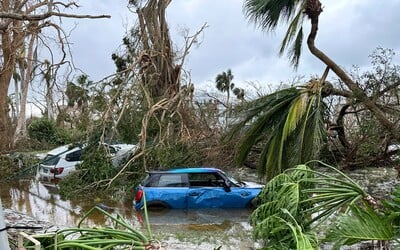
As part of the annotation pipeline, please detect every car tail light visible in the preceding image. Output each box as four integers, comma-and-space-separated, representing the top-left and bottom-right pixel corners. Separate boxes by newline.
135, 189, 143, 203
50, 167, 64, 175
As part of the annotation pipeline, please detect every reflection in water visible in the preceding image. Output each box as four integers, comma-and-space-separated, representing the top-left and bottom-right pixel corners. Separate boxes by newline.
141, 208, 251, 226
0, 178, 142, 228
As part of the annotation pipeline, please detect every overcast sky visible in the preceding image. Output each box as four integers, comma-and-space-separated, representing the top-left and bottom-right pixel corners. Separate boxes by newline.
64, 0, 400, 90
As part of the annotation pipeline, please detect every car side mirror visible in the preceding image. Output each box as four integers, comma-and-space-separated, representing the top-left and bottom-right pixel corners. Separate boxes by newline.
223, 180, 231, 192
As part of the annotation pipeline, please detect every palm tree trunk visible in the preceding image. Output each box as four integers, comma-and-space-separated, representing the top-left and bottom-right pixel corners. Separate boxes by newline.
306, 9, 400, 142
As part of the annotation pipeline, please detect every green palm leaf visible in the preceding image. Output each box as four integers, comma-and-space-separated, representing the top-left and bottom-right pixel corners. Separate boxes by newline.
383, 184, 400, 227
287, 164, 367, 225
244, 0, 307, 67
281, 209, 317, 250
226, 84, 325, 180
324, 205, 394, 250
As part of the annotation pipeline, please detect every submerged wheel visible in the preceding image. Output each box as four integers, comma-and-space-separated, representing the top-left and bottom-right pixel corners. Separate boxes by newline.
146, 201, 170, 211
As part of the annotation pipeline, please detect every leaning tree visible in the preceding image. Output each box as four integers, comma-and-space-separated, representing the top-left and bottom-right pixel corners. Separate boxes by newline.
235, 0, 400, 178
243, 0, 400, 145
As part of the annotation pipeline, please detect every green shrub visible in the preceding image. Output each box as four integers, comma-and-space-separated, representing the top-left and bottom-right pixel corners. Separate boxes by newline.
28, 118, 57, 143
27, 118, 71, 145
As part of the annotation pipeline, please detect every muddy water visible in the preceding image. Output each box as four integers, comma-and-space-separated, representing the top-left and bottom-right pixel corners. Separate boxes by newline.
0, 178, 140, 228
0, 176, 256, 249
1, 166, 399, 249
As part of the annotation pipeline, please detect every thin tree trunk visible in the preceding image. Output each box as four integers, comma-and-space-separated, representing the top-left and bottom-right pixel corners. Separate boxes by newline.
45, 64, 55, 120
13, 71, 20, 118
13, 32, 36, 146
335, 104, 351, 149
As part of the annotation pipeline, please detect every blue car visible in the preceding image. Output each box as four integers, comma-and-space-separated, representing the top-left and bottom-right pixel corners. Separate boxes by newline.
134, 167, 263, 210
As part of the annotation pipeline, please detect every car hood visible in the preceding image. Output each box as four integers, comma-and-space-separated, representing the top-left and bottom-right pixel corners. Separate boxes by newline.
242, 181, 264, 188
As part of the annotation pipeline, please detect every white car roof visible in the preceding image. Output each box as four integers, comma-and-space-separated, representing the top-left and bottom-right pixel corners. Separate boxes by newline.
47, 144, 81, 156
112, 144, 137, 150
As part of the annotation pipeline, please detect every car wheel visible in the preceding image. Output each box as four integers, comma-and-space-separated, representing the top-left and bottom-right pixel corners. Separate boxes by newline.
147, 201, 170, 211
247, 197, 260, 209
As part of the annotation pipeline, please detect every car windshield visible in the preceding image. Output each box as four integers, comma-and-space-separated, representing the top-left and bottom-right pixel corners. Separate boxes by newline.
223, 171, 242, 186
42, 154, 60, 166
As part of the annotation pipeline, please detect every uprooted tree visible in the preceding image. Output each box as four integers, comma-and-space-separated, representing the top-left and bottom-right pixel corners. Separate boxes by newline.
109, 0, 216, 171
0, 0, 110, 152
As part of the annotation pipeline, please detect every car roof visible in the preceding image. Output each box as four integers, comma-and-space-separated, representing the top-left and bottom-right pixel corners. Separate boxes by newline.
46, 144, 82, 155
148, 167, 222, 174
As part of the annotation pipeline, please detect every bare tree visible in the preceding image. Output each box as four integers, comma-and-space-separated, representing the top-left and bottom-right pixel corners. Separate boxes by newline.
0, 0, 110, 151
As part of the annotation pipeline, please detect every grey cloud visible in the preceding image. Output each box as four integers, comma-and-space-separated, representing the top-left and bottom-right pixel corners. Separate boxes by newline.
65, 0, 400, 88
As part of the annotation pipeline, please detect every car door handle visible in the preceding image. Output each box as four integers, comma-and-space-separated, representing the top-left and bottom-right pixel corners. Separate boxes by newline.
240, 192, 250, 197
189, 192, 200, 196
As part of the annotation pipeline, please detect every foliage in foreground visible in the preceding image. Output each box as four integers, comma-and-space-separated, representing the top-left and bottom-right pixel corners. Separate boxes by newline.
22, 206, 152, 249
252, 162, 400, 249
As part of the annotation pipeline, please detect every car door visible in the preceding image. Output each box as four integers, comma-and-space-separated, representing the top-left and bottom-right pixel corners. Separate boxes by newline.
187, 172, 254, 208
145, 173, 189, 209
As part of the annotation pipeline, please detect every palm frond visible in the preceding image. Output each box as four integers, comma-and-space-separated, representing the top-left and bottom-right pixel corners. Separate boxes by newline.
382, 184, 400, 226
244, 0, 306, 67
244, 0, 304, 30
279, 5, 304, 55
227, 88, 299, 175
285, 166, 367, 225
301, 98, 325, 163
280, 209, 317, 250
254, 163, 398, 249
225, 84, 326, 180
282, 92, 308, 146
288, 25, 304, 67
252, 173, 301, 218
324, 205, 394, 250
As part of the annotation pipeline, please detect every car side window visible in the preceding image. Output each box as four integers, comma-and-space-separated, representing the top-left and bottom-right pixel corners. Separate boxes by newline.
156, 174, 187, 187
65, 149, 82, 162
189, 173, 222, 187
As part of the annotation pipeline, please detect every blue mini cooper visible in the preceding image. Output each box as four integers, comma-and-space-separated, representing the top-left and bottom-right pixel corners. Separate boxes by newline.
134, 167, 263, 210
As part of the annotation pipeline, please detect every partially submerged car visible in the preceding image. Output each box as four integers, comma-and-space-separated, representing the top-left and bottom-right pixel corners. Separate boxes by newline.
38, 143, 137, 184
134, 167, 263, 210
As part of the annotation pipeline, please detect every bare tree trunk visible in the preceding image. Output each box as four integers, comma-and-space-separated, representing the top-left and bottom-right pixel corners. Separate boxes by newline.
43, 60, 56, 120
46, 84, 55, 119
13, 31, 36, 146
0, 0, 110, 152
305, 1, 400, 143
0, 76, 12, 152
0, 10, 24, 151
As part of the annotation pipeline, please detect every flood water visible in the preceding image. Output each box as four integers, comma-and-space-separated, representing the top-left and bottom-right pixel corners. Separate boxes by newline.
1, 166, 399, 249
0, 175, 256, 249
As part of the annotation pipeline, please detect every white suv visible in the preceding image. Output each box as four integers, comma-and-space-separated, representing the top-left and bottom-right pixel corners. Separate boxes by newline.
38, 143, 137, 184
